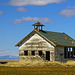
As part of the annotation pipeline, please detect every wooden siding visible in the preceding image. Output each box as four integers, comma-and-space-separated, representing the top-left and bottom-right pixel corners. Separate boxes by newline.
19, 33, 54, 61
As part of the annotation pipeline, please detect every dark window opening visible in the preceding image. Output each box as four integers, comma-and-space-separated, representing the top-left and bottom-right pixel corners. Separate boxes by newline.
31, 51, 35, 55
64, 47, 75, 59
46, 51, 50, 61
38, 51, 42, 56
74, 48, 75, 55
64, 47, 67, 58
24, 51, 28, 55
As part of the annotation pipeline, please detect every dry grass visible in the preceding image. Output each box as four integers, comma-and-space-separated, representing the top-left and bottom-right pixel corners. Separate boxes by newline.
0, 66, 75, 75
0, 59, 75, 67
64, 60, 75, 66
0, 60, 75, 75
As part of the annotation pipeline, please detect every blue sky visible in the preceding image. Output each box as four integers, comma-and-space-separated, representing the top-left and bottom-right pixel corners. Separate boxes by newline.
0, 0, 75, 56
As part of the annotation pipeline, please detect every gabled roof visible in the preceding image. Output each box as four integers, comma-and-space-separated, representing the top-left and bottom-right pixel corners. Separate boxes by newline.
39, 31, 75, 47
15, 30, 75, 47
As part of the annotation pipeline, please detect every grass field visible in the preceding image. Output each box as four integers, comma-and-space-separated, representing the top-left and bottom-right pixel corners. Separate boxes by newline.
0, 67, 75, 75
0, 60, 75, 75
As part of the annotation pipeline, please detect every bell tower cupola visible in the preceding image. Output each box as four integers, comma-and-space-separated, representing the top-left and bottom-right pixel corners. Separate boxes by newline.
32, 21, 45, 31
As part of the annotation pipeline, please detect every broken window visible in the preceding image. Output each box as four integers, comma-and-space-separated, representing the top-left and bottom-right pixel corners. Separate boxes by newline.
24, 51, 28, 55
31, 51, 35, 55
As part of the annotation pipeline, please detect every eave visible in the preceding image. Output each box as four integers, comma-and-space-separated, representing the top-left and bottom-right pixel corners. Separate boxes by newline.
15, 30, 56, 47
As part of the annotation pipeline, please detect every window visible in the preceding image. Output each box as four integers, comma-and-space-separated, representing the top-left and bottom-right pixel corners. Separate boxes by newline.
64, 47, 75, 58
64, 47, 67, 58
38, 51, 42, 56
24, 51, 28, 55
31, 51, 35, 55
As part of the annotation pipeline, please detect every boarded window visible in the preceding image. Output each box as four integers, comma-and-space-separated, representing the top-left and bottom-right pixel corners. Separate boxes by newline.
39, 51, 42, 56
31, 51, 35, 55
24, 51, 28, 55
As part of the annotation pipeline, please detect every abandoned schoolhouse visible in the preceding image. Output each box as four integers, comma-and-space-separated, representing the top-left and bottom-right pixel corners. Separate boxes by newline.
15, 22, 75, 62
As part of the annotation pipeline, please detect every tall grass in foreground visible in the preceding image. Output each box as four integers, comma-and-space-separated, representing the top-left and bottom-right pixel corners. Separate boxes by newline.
0, 60, 75, 67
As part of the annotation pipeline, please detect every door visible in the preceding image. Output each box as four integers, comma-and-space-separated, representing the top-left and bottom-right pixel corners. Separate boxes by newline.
46, 51, 50, 61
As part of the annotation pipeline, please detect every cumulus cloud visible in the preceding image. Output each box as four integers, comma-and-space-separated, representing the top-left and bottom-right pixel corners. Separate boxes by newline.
67, 6, 75, 9
11, 17, 53, 24
59, 10, 75, 17
11, 19, 23, 24
0, 11, 3, 15
16, 7, 27, 12
6, 0, 66, 6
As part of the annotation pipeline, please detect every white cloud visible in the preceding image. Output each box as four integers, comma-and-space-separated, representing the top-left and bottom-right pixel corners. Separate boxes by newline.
16, 7, 27, 12
11, 17, 53, 24
6, 0, 66, 6
11, 19, 23, 24
67, 6, 75, 9
22, 17, 51, 23
59, 10, 75, 17
0, 11, 3, 15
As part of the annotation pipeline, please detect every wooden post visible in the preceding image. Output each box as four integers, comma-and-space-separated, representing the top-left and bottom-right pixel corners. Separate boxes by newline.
28, 51, 31, 56
35, 50, 38, 56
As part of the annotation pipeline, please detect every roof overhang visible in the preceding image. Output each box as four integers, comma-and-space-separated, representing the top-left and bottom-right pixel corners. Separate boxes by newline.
15, 30, 56, 47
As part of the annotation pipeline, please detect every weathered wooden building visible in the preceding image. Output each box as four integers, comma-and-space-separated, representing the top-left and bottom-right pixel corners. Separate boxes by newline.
15, 22, 75, 62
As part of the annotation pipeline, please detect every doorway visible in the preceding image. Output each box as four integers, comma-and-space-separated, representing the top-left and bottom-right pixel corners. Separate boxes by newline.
46, 51, 50, 61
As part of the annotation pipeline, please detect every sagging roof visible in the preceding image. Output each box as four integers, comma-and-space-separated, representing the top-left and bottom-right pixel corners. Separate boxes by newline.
15, 30, 75, 47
